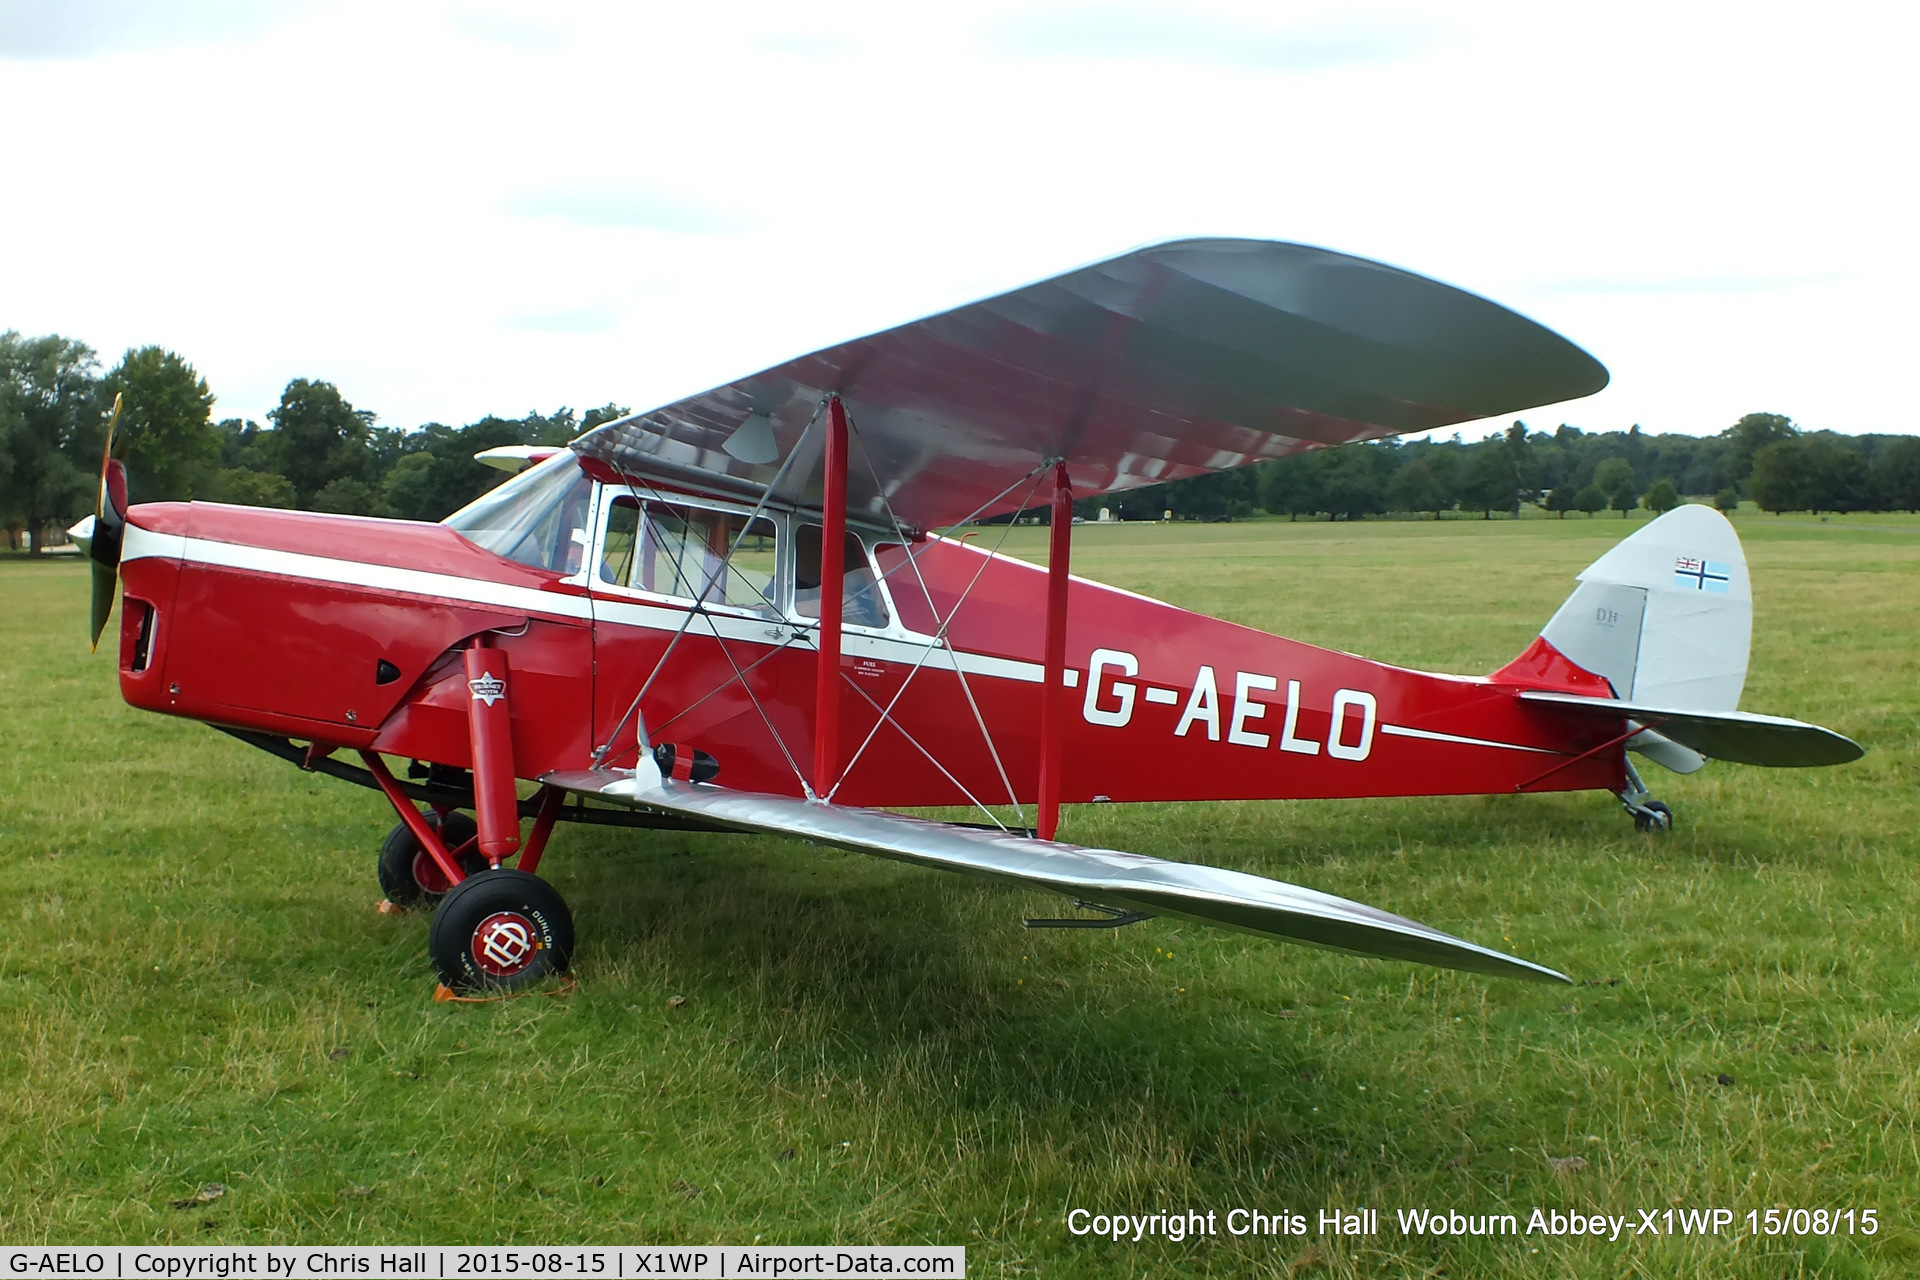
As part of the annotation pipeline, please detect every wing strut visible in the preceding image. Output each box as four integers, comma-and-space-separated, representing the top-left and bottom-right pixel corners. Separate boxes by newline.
813, 394, 850, 797
1038, 461, 1073, 840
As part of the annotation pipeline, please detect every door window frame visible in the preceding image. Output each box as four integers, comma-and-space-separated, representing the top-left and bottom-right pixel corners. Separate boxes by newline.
584, 481, 929, 642
586, 485, 787, 619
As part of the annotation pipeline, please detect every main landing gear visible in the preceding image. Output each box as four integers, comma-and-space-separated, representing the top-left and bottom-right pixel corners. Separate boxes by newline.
359, 745, 574, 994
377, 811, 484, 909
1618, 759, 1675, 833
429, 869, 575, 993
373, 806, 576, 993
380, 819, 575, 993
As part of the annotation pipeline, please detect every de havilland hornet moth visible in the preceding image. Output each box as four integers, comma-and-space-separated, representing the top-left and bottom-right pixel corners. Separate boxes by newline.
72, 239, 1862, 994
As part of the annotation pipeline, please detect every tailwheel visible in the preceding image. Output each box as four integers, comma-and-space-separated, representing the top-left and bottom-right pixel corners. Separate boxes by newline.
377, 812, 483, 909
428, 869, 575, 994
1633, 800, 1674, 834
1618, 760, 1674, 834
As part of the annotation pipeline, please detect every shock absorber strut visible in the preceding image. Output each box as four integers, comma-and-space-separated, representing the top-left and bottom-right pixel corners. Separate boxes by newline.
464, 637, 521, 865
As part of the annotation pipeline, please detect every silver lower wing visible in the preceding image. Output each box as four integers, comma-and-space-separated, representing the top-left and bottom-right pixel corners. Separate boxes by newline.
543, 770, 1568, 984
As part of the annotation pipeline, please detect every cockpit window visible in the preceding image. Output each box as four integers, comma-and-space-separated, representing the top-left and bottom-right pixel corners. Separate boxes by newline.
599, 496, 779, 614
443, 450, 594, 574
795, 525, 890, 628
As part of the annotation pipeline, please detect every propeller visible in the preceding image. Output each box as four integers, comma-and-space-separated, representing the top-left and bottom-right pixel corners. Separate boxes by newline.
68, 393, 127, 651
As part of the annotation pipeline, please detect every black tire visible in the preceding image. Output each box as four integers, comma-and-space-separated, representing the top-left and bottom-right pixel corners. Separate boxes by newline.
377, 812, 482, 909
429, 869, 574, 993
1634, 801, 1674, 833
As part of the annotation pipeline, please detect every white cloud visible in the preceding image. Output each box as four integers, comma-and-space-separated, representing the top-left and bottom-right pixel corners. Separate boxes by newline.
0, 0, 312, 58
0, 0, 1913, 440
505, 186, 755, 233
498, 304, 623, 334
982, 4, 1446, 70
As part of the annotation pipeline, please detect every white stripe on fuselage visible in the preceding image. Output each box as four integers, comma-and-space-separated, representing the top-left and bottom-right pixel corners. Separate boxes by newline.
1377, 723, 1554, 754
123, 525, 1046, 685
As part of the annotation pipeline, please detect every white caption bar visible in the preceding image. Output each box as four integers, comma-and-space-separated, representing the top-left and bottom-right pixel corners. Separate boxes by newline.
0, 1248, 964, 1280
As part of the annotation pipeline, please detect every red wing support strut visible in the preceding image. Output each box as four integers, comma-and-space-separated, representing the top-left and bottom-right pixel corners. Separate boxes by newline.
1038, 461, 1072, 841
516, 784, 566, 876
813, 395, 850, 800
465, 638, 521, 864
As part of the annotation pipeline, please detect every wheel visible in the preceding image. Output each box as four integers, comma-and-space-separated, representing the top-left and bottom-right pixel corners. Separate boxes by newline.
1634, 800, 1674, 833
377, 812, 482, 909
428, 869, 575, 993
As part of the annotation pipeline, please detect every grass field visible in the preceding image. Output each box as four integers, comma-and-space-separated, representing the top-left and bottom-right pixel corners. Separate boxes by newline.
2, 509, 1915, 1277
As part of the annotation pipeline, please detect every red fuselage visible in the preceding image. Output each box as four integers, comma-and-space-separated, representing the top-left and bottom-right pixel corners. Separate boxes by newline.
113, 474, 1623, 811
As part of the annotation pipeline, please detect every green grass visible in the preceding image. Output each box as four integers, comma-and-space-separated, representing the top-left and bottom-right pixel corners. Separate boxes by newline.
2, 510, 1915, 1277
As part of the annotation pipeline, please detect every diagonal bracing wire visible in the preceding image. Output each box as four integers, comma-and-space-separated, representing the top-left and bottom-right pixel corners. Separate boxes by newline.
836, 670, 1019, 826
601, 465, 817, 798
611, 466, 818, 794
825, 443, 1050, 822
689, 609, 813, 794
590, 397, 1060, 824
591, 399, 823, 770
841, 428, 1049, 824
648, 629, 804, 741
823, 472, 1044, 812
865, 467, 1059, 601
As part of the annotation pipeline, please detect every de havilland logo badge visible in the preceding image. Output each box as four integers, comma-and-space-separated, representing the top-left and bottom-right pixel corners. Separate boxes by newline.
468, 671, 506, 706
472, 911, 540, 976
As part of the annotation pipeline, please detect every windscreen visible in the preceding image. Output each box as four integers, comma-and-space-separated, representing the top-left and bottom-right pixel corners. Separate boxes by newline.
443, 451, 594, 574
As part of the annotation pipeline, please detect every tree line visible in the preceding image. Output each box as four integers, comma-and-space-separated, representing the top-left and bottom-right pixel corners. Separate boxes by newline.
5, 328, 1917, 552
1077, 414, 1920, 523
0, 330, 625, 551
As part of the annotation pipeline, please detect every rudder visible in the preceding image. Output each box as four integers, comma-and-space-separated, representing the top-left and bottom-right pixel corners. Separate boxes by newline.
1497, 505, 1859, 780
1534, 505, 1752, 712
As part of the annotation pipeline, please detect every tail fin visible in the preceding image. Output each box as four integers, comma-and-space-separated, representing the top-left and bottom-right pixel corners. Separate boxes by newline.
1496, 505, 1861, 772
1533, 504, 1751, 711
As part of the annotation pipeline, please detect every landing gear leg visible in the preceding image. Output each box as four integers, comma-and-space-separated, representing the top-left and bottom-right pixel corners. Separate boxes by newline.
377, 810, 483, 909
1618, 760, 1674, 833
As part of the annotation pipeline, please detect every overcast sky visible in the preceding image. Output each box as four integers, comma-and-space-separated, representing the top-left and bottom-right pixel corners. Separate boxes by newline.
2, 0, 1913, 441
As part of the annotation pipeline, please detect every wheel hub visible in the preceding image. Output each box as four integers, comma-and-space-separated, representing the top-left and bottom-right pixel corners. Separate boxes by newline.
471, 911, 541, 976
412, 850, 456, 895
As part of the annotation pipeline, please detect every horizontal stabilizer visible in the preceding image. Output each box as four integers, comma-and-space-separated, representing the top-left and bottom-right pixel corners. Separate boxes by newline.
1518, 691, 1863, 767
543, 769, 1568, 984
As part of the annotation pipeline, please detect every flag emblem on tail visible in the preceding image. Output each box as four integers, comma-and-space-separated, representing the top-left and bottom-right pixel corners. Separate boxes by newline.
1674, 557, 1731, 592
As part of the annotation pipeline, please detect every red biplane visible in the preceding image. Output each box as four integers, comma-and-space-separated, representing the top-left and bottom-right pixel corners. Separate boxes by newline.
74, 239, 1861, 993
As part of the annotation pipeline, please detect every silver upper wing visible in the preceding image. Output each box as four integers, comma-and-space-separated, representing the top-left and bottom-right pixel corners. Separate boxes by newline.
571, 238, 1608, 531
544, 769, 1569, 984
